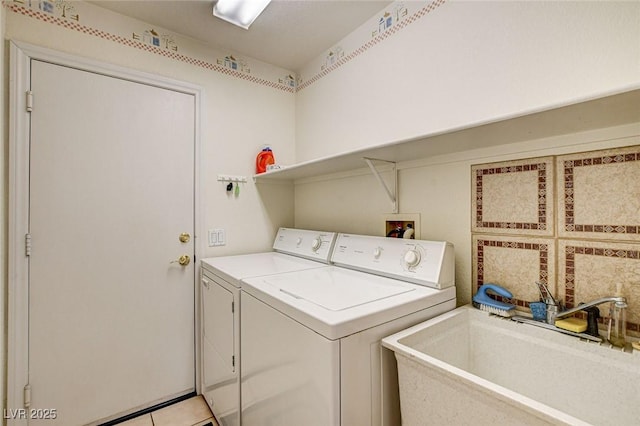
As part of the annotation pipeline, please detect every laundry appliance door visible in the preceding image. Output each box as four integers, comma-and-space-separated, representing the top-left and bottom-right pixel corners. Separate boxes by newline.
240, 292, 340, 426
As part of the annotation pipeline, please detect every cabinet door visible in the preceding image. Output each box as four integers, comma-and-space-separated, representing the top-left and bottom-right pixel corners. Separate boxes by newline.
241, 292, 340, 426
202, 276, 239, 425
203, 277, 235, 375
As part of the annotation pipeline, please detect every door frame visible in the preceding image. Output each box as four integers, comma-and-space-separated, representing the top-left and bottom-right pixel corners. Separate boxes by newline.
7, 40, 204, 422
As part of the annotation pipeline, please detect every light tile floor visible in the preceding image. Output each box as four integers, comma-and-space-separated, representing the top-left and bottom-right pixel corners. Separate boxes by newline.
120, 396, 217, 426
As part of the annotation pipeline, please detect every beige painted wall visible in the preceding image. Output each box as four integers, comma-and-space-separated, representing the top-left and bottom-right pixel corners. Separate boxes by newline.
1, 0, 6, 418
292, 0, 640, 312
296, 1, 640, 162
294, 123, 640, 306
1, 2, 295, 415
2, 0, 639, 418
3, 3, 296, 255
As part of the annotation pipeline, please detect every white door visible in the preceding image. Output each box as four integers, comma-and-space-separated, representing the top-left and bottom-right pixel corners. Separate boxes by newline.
27, 59, 196, 425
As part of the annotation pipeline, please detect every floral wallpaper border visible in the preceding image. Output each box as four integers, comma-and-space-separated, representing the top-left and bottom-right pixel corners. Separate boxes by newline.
297, 0, 447, 91
4, 0, 446, 94
4, 0, 295, 93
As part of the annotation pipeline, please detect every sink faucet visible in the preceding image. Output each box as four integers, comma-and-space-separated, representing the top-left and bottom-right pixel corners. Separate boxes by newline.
546, 296, 628, 325
511, 292, 628, 346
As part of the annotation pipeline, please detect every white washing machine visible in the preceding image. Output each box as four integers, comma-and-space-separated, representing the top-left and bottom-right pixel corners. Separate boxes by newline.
200, 228, 337, 426
240, 233, 456, 426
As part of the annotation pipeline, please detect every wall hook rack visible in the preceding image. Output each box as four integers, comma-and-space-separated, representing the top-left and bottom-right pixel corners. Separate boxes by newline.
217, 175, 248, 183
363, 157, 398, 213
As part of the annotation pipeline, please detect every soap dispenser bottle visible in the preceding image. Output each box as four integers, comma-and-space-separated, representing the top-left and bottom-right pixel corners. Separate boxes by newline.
607, 283, 627, 348
582, 306, 600, 338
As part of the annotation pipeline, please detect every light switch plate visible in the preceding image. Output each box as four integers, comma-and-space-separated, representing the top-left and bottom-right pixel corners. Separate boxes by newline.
209, 228, 226, 246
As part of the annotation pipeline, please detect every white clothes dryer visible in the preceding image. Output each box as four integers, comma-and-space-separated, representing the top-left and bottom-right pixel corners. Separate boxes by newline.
200, 228, 337, 426
240, 233, 456, 426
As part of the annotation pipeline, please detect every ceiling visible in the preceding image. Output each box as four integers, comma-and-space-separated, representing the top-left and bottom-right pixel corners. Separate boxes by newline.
89, 0, 394, 71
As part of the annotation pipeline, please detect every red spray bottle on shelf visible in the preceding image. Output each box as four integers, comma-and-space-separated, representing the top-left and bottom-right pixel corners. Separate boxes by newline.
256, 147, 275, 174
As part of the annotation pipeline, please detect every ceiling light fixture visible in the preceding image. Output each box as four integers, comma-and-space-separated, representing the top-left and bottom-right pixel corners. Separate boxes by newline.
213, 0, 272, 30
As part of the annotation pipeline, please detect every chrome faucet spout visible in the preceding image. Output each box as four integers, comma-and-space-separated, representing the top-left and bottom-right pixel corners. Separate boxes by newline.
557, 296, 627, 319
547, 296, 627, 325
514, 286, 629, 344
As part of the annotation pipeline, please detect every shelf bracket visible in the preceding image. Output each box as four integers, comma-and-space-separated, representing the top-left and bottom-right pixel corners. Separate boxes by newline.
363, 157, 398, 213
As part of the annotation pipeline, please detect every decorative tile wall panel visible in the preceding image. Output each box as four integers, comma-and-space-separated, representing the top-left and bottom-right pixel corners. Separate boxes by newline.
472, 157, 554, 236
558, 239, 640, 336
557, 145, 640, 241
473, 235, 556, 308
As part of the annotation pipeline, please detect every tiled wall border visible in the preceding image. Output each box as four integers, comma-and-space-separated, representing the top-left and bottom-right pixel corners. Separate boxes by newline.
475, 238, 549, 308
563, 244, 640, 333
561, 150, 640, 236
474, 161, 550, 234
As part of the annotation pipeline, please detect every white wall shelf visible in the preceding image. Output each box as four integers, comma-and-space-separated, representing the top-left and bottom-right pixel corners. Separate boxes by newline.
253, 88, 640, 183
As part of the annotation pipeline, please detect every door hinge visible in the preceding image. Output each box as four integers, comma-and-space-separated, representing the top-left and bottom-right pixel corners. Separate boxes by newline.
231, 301, 235, 313
232, 355, 235, 368
26, 90, 33, 112
24, 384, 31, 408
25, 233, 32, 257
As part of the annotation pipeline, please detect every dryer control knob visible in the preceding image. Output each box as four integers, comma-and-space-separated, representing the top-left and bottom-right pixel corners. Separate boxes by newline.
403, 249, 421, 268
311, 237, 322, 252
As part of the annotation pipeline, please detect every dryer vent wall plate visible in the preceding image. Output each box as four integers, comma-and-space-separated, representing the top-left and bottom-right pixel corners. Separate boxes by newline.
383, 213, 420, 239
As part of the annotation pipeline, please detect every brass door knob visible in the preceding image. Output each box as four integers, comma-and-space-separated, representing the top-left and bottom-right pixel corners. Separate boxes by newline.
171, 255, 191, 266
179, 233, 191, 243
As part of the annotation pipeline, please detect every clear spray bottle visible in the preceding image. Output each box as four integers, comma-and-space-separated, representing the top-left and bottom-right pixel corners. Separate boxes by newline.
607, 283, 627, 348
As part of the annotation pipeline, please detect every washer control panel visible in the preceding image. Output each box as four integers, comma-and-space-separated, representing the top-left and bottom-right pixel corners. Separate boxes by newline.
273, 228, 337, 263
402, 246, 422, 269
331, 233, 455, 289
